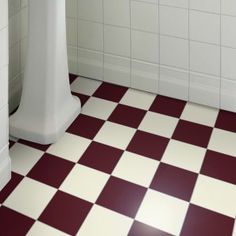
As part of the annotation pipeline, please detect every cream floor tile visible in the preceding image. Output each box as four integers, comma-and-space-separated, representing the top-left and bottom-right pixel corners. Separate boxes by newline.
208, 128, 236, 157
4, 178, 56, 219
81, 97, 117, 120
191, 175, 236, 218
60, 164, 109, 203
136, 189, 189, 235
71, 77, 102, 96
94, 121, 136, 149
120, 89, 156, 110
139, 112, 179, 138
46, 133, 91, 162
76, 205, 133, 236
112, 151, 159, 187
161, 140, 206, 173
10, 143, 44, 175
181, 102, 219, 127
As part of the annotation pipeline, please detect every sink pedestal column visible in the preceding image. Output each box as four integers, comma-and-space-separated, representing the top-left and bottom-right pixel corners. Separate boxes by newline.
10, 0, 81, 144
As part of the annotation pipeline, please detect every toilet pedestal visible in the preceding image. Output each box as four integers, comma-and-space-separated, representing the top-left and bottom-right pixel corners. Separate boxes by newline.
9, 0, 81, 144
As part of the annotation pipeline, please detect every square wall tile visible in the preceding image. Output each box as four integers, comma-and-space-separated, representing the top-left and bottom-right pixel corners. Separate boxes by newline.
78, 20, 103, 51
78, 48, 103, 81
189, 10, 220, 44
189, 72, 220, 108
190, 41, 220, 76
160, 35, 189, 70
221, 47, 236, 81
221, 0, 236, 16
159, 66, 189, 100
131, 1, 158, 33
78, 0, 103, 23
104, 0, 130, 27
104, 25, 130, 57
160, 5, 188, 39
104, 54, 131, 87
221, 78, 236, 112
131, 60, 159, 93
221, 15, 236, 48
131, 30, 159, 64
159, 0, 188, 8
189, 0, 221, 14
66, 18, 77, 47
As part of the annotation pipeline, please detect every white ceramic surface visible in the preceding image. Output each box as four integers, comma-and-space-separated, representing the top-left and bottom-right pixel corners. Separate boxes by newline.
9, 0, 81, 144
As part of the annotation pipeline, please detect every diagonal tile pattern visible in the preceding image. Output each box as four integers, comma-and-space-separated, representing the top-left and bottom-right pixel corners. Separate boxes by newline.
1, 76, 236, 236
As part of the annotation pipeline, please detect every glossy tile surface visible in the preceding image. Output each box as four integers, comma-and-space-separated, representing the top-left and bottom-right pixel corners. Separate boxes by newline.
1, 76, 236, 236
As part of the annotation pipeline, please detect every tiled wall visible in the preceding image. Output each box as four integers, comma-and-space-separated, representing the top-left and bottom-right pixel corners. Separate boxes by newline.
0, 0, 11, 190
8, 0, 236, 112
8, 0, 27, 112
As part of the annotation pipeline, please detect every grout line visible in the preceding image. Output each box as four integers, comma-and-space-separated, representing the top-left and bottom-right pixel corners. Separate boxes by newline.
157, 0, 160, 94
188, 0, 190, 101
219, 0, 222, 109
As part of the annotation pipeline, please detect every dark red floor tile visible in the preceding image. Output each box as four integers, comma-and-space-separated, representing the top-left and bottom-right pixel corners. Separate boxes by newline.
128, 221, 173, 236
69, 73, 78, 84
93, 82, 128, 102
79, 142, 123, 174
127, 130, 169, 161
150, 95, 186, 118
0, 206, 34, 236
27, 153, 74, 188
108, 104, 146, 128
0, 172, 23, 203
180, 204, 234, 236
172, 120, 213, 148
39, 191, 92, 235
18, 139, 50, 151
96, 176, 146, 218
67, 114, 105, 139
215, 110, 236, 133
71, 92, 90, 106
201, 150, 236, 185
150, 163, 198, 201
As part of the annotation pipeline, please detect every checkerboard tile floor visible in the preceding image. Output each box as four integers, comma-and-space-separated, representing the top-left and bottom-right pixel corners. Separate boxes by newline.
1, 74, 236, 236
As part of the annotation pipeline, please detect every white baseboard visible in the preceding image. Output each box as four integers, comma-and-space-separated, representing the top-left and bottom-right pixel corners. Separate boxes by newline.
0, 146, 11, 191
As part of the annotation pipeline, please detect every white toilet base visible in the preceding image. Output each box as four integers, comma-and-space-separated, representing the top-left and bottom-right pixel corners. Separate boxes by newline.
9, 0, 81, 144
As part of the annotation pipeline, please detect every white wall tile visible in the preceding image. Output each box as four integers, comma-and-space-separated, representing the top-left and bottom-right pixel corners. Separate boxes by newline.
78, 48, 103, 81
160, 5, 188, 38
104, 25, 130, 57
159, 0, 188, 8
189, 72, 220, 108
131, 60, 159, 93
189, 0, 221, 14
221, 0, 236, 16
104, 54, 130, 86
221, 47, 236, 81
78, 20, 103, 51
159, 66, 189, 100
160, 35, 189, 70
189, 10, 220, 44
221, 78, 236, 112
78, 0, 103, 23
104, 0, 130, 27
131, 1, 158, 33
221, 15, 236, 48
190, 41, 220, 76
132, 30, 159, 63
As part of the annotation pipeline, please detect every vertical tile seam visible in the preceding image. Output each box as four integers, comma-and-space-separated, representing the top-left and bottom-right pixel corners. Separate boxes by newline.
188, 0, 190, 101
102, 0, 105, 81
157, 0, 160, 94
219, 0, 222, 109
129, 0, 132, 88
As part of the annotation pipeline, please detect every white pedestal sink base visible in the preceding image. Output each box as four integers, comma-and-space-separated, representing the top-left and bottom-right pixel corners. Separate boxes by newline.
9, 0, 81, 144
